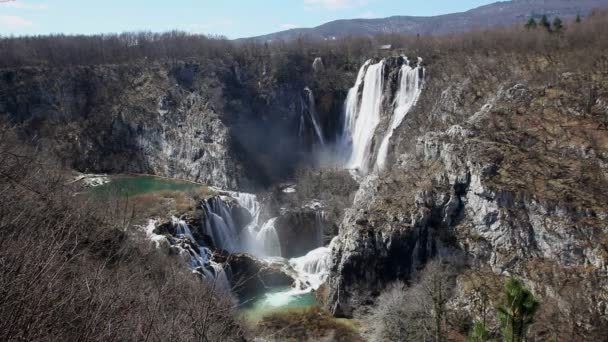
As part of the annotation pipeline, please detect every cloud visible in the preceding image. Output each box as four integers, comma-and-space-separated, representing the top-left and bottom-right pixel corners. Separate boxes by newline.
304, 0, 368, 10
357, 10, 377, 18
0, 1, 48, 10
0, 15, 33, 28
280, 23, 299, 30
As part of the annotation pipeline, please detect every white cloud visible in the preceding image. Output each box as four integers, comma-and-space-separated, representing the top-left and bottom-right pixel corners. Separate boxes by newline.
0, 15, 33, 28
304, 0, 368, 10
0, 1, 48, 10
358, 10, 377, 18
280, 23, 299, 30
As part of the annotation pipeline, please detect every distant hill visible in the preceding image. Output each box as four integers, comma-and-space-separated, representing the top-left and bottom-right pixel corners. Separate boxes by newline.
247, 0, 608, 41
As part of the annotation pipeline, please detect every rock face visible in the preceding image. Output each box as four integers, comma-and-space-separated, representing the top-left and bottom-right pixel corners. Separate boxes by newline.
227, 253, 295, 301
0, 59, 355, 189
326, 53, 608, 337
275, 208, 336, 258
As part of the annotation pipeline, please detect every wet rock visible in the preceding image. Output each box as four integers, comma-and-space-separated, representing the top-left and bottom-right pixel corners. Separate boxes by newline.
226, 253, 294, 301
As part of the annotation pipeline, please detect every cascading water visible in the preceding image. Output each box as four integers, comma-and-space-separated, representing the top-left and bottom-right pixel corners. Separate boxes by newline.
145, 189, 335, 310
255, 218, 282, 257
341, 59, 371, 155
345, 60, 385, 173
145, 218, 230, 288
301, 87, 325, 146
202, 197, 241, 252
376, 57, 425, 171
342, 57, 425, 174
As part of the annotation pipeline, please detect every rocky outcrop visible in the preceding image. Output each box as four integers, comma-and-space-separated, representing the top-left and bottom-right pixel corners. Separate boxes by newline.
274, 208, 336, 258
226, 253, 295, 301
326, 53, 608, 337
0, 58, 356, 189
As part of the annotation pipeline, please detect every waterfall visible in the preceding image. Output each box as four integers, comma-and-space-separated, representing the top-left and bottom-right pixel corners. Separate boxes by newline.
289, 236, 338, 290
145, 218, 230, 288
303, 87, 325, 146
314, 210, 326, 247
172, 216, 194, 240
202, 197, 240, 252
255, 218, 282, 257
376, 57, 425, 171
346, 60, 385, 174
341, 59, 371, 153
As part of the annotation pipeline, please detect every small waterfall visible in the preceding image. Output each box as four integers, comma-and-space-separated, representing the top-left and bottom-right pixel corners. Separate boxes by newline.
255, 218, 282, 257
346, 60, 385, 174
289, 236, 338, 290
303, 87, 325, 146
376, 57, 425, 171
202, 197, 240, 252
145, 218, 230, 288
172, 216, 194, 240
314, 210, 326, 247
312, 57, 324, 72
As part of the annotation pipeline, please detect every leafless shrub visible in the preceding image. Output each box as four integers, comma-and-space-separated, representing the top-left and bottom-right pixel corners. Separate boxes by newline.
369, 258, 461, 342
0, 124, 244, 342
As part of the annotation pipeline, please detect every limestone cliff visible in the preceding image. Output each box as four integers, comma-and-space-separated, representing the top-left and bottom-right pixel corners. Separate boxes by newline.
326, 53, 608, 338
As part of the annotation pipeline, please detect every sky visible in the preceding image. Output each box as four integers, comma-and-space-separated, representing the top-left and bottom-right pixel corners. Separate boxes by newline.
0, 0, 499, 38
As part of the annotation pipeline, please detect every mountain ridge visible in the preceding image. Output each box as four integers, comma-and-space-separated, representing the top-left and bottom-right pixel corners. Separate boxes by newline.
246, 0, 608, 41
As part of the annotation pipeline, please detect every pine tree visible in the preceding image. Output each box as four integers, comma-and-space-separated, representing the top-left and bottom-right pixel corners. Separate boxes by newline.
497, 278, 540, 342
575, 14, 582, 23
525, 18, 537, 29
540, 15, 552, 32
552, 17, 563, 33
467, 320, 494, 342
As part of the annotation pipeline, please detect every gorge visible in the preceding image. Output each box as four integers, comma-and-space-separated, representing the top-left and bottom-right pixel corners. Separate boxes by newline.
1, 10, 608, 342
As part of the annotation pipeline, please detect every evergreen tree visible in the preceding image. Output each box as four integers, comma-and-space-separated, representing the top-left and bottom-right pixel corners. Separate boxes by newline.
575, 14, 582, 23
525, 18, 537, 29
467, 320, 494, 342
552, 17, 563, 33
497, 278, 539, 342
540, 15, 552, 32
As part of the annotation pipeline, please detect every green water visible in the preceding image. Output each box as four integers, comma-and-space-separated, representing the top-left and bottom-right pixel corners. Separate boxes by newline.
241, 287, 318, 321
93, 175, 203, 197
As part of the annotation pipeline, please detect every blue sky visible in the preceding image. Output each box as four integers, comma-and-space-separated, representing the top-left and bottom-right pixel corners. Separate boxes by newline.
0, 0, 498, 38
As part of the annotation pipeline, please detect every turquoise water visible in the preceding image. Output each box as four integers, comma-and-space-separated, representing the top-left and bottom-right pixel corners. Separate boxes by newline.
93, 175, 202, 197
241, 287, 319, 321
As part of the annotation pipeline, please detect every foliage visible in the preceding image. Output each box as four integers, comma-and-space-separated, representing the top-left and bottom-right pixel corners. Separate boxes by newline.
552, 17, 564, 33
0, 125, 244, 342
524, 18, 537, 30
540, 15, 552, 32
496, 278, 539, 342
467, 320, 494, 342
369, 258, 462, 342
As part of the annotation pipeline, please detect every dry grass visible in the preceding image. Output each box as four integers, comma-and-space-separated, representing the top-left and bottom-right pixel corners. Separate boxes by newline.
255, 306, 364, 342
0, 125, 244, 342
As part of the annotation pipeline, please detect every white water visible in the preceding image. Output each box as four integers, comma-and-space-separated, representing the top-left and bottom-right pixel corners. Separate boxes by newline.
346, 60, 385, 173
254, 218, 282, 257
376, 58, 425, 171
303, 87, 325, 146
341, 59, 371, 153
290, 245, 332, 289
145, 191, 334, 308
144, 218, 230, 288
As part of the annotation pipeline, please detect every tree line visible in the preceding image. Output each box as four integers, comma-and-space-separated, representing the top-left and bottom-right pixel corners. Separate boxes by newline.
0, 10, 607, 70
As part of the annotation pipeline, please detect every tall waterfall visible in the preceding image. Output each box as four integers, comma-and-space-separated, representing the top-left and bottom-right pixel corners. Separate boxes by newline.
346, 60, 385, 173
376, 58, 425, 171
302, 87, 325, 146
341, 60, 371, 156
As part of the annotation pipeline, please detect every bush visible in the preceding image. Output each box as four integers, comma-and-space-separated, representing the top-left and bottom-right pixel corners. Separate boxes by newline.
0, 125, 244, 342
